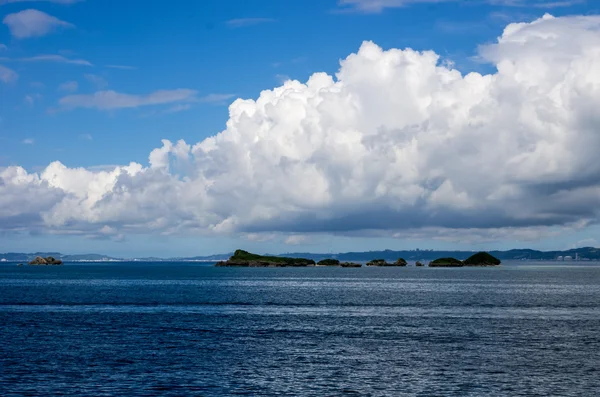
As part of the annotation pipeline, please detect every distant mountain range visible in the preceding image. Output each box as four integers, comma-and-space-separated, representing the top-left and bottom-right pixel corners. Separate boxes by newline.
2, 247, 600, 262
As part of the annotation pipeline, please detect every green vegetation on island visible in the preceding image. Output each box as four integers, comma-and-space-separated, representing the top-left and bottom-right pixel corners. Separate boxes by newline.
464, 252, 501, 266
429, 257, 463, 267
429, 252, 501, 267
394, 258, 408, 266
366, 258, 407, 266
317, 259, 340, 266
340, 262, 362, 268
215, 250, 501, 268
215, 250, 364, 267
366, 259, 389, 266
215, 250, 315, 267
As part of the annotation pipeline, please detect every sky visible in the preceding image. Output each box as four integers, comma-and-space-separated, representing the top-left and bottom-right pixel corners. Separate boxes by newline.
2, 0, 600, 257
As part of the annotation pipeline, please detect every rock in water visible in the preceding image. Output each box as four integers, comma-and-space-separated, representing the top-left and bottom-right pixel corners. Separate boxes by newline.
28, 256, 63, 265
393, 258, 408, 266
28, 256, 47, 265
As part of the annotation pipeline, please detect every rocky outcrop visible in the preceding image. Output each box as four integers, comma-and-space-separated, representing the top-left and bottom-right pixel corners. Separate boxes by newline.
28, 256, 63, 265
393, 258, 407, 266
415, 261, 424, 267
366, 258, 407, 266
463, 252, 501, 266
215, 250, 315, 267
340, 262, 362, 268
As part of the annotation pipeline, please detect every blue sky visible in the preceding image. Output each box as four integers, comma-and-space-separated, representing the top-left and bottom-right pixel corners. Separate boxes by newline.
1, 0, 600, 257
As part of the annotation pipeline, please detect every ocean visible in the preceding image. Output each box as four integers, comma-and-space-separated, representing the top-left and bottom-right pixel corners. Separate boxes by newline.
1, 262, 599, 396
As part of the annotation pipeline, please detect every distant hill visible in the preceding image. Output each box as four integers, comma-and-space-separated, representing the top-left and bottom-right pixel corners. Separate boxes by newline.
1, 248, 599, 262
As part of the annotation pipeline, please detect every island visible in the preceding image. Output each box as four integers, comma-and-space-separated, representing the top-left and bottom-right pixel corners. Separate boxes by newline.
215, 250, 316, 267
317, 259, 340, 266
428, 257, 464, 267
366, 258, 407, 266
416, 261, 425, 267
317, 259, 362, 267
463, 252, 502, 266
215, 250, 365, 267
28, 256, 63, 266
429, 252, 501, 267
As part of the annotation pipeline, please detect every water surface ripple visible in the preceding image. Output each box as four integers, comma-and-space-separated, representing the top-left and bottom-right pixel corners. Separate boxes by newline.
1, 262, 599, 396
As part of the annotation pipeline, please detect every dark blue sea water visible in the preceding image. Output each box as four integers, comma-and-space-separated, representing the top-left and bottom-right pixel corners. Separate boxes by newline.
1, 262, 599, 396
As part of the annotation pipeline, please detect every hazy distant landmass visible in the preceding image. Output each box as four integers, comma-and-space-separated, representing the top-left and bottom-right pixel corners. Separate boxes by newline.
1, 247, 599, 263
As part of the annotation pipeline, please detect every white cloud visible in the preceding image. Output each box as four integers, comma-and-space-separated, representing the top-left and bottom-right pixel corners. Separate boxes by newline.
19, 54, 92, 65
59, 89, 198, 110
22, 138, 34, 144
3, 9, 73, 39
0, 64, 18, 83
58, 80, 78, 93
226, 18, 276, 28
3, 15, 600, 243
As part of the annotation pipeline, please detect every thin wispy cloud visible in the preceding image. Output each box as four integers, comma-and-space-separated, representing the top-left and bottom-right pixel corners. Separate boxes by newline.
3, 9, 73, 39
0, 64, 18, 83
198, 93, 236, 104
338, 0, 585, 13
84, 73, 108, 89
58, 80, 78, 93
29, 81, 45, 89
105, 64, 136, 70
18, 54, 92, 66
0, 44, 7, 51
59, 89, 198, 111
226, 18, 276, 28
22, 138, 34, 145
24, 93, 42, 105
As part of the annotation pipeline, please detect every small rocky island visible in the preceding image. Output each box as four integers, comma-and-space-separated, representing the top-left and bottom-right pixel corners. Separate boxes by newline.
28, 256, 63, 266
317, 259, 362, 267
366, 258, 407, 266
429, 252, 501, 267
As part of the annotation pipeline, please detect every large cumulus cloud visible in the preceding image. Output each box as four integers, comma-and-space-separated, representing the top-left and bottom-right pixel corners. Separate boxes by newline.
3, 14, 600, 240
